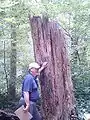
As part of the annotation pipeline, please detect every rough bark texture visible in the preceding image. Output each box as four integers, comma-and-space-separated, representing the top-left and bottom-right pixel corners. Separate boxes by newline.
30, 16, 75, 120
0, 110, 20, 120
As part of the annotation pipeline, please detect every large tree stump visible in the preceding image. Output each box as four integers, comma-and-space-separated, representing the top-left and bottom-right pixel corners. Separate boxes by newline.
30, 16, 75, 120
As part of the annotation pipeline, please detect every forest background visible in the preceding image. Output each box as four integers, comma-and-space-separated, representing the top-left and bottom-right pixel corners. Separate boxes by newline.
0, 0, 90, 118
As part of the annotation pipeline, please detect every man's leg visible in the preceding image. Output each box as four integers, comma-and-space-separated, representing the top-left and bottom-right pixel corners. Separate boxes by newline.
30, 101, 41, 120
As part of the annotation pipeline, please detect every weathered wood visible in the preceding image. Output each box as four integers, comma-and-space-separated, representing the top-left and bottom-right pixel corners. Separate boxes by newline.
0, 110, 20, 120
30, 16, 76, 120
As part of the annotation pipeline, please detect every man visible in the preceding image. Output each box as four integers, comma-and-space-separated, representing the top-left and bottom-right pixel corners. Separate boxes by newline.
18, 62, 47, 120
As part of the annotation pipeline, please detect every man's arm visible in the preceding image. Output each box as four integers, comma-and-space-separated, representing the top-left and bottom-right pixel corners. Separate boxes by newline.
39, 62, 47, 73
23, 91, 30, 112
22, 76, 33, 112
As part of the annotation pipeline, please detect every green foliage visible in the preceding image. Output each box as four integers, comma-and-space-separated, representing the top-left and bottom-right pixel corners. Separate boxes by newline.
0, 92, 8, 109
0, 0, 90, 115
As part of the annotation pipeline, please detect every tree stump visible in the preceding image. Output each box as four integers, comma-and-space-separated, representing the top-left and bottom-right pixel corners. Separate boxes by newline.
30, 16, 76, 120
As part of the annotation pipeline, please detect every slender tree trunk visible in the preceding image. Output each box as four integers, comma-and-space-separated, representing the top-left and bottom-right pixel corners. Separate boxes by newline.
3, 41, 9, 94
8, 24, 17, 100
30, 16, 76, 120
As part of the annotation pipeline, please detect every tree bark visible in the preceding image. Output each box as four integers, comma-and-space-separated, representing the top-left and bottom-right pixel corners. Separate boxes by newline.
0, 109, 20, 120
30, 16, 75, 120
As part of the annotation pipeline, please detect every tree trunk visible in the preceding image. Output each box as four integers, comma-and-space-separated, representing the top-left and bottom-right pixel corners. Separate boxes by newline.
30, 16, 76, 120
8, 24, 17, 100
3, 41, 9, 94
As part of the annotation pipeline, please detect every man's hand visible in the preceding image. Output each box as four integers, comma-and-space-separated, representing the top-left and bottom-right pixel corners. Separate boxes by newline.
42, 62, 48, 68
39, 62, 48, 73
23, 105, 29, 112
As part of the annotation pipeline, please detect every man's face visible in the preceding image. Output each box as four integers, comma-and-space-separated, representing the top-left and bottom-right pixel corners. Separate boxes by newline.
30, 68, 39, 76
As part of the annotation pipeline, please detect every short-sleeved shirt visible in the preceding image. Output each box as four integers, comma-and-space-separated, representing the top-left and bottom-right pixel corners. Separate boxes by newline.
21, 73, 39, 102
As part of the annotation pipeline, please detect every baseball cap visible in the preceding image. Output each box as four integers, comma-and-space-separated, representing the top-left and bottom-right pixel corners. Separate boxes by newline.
29, 62, 40, 70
